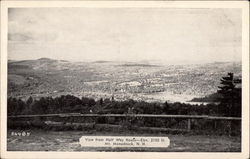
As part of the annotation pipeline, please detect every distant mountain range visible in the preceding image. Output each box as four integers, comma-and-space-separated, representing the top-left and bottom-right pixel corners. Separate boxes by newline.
8, 58, 241, 103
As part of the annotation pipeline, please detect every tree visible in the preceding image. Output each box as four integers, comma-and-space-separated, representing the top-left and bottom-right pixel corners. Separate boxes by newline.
32, 97, 48, 114
99, 98, 103, 105
26, 96, 33, 106
22, 96, 34, 114
82, 97, 95, 106
217, 72, 241, 117
163, 101, 170, 114
8, 97, 17, 115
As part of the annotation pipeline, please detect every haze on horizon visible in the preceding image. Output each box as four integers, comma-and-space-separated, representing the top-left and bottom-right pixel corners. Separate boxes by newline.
8, 8, 242, 63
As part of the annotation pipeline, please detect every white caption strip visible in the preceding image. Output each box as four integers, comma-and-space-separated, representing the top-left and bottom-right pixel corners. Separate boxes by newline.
79, 136, 170, 148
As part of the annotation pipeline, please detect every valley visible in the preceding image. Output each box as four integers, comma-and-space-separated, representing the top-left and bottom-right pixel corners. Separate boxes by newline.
8, 58, 241, 103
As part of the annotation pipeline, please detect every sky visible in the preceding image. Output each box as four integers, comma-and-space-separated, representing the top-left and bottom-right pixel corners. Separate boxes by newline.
8, 8, 242, 63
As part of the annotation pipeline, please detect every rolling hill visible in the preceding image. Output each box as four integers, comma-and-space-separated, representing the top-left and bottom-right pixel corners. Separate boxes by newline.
8, 58, 241, 103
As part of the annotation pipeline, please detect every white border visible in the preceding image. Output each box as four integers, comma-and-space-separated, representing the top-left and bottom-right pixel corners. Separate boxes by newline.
1, 1, 249, 159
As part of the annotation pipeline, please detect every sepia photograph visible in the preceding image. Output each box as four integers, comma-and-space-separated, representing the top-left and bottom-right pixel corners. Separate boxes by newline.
0, 1, 249, 159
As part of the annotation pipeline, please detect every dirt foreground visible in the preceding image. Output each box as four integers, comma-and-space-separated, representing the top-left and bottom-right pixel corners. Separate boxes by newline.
7, 129, 241, 152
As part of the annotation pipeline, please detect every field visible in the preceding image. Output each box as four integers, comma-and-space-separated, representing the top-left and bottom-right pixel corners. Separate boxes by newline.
8, 58, 241, 103
7, 129, 241, 152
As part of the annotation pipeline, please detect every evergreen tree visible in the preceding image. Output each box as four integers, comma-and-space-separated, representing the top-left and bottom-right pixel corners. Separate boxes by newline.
217, 72, 241, 117
163, 101, 169, 114
99, 98, 103, 105
26, 96, 33, 106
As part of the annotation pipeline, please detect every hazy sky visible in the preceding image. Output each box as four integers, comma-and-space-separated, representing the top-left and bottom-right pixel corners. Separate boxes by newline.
8, 8, 242, 63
